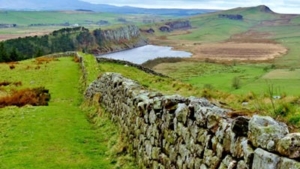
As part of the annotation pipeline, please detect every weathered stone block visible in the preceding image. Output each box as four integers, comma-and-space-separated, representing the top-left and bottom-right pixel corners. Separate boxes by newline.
230, 137, 247, 158
241, 140, 254, 165
151, 147, 160, 160
175, 103, 189, 124
179, 144, 189, 160
278, 157, 300, 169
252, 148, 280, 169
206, 112, 222, 133
248, 115, 289, 151
197, 128, 208, 144
219, 155, 237, 169
237, 160, 249, 169
194, 158, 203, 169
277, 133, 300, 158
149, 109, 157, 124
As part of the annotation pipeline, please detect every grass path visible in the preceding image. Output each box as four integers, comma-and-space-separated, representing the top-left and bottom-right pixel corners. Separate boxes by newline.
0, 57, 128, 168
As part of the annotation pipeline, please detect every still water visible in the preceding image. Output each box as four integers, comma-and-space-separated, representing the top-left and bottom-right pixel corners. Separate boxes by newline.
97, 45, 192, 64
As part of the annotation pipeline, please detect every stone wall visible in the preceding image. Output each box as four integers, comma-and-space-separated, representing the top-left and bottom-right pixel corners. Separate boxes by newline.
85, 73, 300, 169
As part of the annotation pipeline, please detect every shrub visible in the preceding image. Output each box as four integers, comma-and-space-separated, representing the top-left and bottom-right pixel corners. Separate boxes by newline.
274, 103, 294, 117
263, 66, 269, 72
289, 116, 300, 125
270, 64, 276, 69
9, 64, 15, 69
232, 76, 241, 89
73, 56, 81, 63
203, 84, 214, 90
201, 88, 213, 99
289, 67, 295, 71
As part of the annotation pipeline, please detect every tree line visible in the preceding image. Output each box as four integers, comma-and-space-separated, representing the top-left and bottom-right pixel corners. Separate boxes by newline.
0, 27, 103, 62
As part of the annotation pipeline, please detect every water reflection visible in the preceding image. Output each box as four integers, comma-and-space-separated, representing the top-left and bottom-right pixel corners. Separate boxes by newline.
97, 45, 192, 64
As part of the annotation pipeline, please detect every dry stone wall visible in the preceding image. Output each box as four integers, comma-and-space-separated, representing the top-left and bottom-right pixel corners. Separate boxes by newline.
85, 73, 300, 169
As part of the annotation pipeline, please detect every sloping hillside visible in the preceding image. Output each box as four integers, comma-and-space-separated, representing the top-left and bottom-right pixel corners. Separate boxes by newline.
0, 25, 147, 62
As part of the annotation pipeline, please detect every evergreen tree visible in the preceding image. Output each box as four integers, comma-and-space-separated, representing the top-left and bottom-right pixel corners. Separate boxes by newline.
0, 42, 9, 62
10, 48, 19, 61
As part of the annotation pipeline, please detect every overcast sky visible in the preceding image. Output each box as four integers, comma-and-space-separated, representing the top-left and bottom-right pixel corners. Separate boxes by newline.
80, 0, 300, 14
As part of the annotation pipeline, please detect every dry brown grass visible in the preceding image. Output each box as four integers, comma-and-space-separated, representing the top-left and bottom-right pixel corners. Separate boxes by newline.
158, 35, 167, 40
73, 56, 81, 63
0, 87, 50, 108
149, 29, 287, 62
192, 42, 287, 61
34, 57, 59, 65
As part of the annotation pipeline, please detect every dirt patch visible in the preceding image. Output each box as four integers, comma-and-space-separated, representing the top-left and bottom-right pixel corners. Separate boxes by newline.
193, 42, 287, 61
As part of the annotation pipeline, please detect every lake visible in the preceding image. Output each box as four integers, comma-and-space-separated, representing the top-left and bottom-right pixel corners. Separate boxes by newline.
97, 45, 192, 64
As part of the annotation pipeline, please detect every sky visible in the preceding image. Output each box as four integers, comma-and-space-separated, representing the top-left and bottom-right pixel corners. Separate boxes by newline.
80, 0, 300, 14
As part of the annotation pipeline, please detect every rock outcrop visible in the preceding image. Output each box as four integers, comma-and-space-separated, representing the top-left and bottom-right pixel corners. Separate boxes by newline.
85, 73, 300, 168
218, 14, 243, 20
96, 25, 148, 54
0, 23, 17, 28
159, 20, 191, 32
258, 5, 274, 13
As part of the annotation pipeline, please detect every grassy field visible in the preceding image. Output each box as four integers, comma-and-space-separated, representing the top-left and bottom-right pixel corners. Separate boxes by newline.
171, 18, 255, 42
0, 11, 121, 26
0, 57, 136, 168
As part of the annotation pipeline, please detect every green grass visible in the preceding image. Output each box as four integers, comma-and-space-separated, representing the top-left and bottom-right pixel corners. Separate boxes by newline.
246, 24, 300, 68
96, 60, 203, 97
171, 17, 254, 42
0, 57, 136, 168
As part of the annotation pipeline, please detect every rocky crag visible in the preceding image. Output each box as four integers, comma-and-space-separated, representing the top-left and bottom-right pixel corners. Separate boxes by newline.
85, 73, 300, 169
96, 25, 148, 54
159, 20, 191, 32
218, 14, 243, 20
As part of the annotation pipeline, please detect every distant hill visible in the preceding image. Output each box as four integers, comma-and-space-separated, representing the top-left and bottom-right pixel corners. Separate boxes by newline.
0, 0, 217, 16
208, 5, 298, 21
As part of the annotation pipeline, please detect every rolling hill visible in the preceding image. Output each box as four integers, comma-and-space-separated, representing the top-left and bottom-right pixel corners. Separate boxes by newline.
0, 0, 217, 16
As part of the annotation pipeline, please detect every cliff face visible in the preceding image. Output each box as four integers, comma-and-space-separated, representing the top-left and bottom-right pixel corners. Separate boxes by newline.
96, 25, 148, 54
101, 25, 141, 42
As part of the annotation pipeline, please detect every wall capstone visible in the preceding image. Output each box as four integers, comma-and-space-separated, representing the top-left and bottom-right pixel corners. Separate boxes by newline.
85, 72, 300, 169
